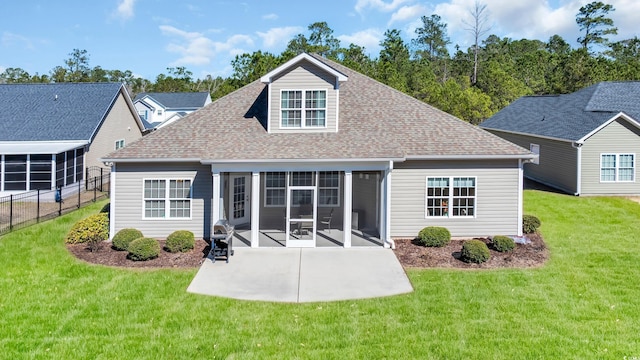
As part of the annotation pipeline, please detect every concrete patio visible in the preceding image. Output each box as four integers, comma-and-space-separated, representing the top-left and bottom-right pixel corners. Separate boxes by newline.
186, 247, 413, 303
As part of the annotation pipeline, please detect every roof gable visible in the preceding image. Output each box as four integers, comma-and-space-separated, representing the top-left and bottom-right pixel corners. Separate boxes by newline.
0, 83, 128, 142
105, 56, 531, 162
260, 53, 348, 84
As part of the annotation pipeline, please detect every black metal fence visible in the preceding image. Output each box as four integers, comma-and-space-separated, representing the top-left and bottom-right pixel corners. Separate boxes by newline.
0, 172, 110, 236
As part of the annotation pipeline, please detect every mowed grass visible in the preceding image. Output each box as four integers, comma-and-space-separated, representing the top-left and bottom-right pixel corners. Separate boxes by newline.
0, 192, 639, 359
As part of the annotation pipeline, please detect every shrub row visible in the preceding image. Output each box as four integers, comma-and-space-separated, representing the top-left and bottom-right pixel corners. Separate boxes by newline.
111, 228, 195, 262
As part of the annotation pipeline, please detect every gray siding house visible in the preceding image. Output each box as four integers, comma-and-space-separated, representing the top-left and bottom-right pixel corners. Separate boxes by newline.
480, 81, 640, 196
0, 83, 144, 195
103, 53, 535, 248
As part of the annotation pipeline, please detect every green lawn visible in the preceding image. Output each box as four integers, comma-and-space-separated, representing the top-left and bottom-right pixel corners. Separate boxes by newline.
1, 191, 639, 359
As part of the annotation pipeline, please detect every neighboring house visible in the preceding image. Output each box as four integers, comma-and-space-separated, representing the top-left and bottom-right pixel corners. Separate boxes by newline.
133, 92, 212, 129
0, 83, 144, 195
103, 53, 535, 248
480, 81, 640, 196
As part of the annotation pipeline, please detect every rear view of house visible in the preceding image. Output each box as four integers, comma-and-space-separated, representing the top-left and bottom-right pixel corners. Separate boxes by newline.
104, 53, 535, 248
0, 83, 144, 195
481, 81, 640, 196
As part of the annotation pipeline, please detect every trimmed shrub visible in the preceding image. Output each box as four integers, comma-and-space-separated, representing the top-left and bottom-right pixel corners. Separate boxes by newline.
127, 238, 160, 261
65, 213, 109, 251
492, 235, 515, 252
523, 214, 541, 234
418, 226, 451, 247
461, 240, 490, 263
100, 203, 110, 216
165, 230, 195, 253
112, 228, 144, 251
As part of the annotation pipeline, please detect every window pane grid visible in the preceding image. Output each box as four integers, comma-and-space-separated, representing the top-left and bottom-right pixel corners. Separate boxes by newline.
601, 154, 635, 182
281, 90, 326, 128
265, 172, 286, 206
427, 177, 475, 217
144, 179, 191, 218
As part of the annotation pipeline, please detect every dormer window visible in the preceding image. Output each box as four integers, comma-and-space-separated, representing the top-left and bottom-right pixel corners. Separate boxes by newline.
281, 90, 326, 128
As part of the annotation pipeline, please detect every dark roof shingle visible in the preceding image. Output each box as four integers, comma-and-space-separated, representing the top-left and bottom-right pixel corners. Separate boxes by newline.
480, 81, 640, 141
134, 92, 210, 109
0, 82, 124, 141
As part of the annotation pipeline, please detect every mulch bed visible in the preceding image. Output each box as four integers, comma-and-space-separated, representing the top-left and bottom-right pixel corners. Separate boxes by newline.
393, 232, 549, 269
67, 234, 548, 269
66, 240, 211, 269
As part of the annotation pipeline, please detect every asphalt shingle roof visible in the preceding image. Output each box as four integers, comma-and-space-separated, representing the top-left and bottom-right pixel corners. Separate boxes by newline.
107, 55, 531, 162
480, 81, 640, 141
0, 82, 124, 141
134, 92, 210, 109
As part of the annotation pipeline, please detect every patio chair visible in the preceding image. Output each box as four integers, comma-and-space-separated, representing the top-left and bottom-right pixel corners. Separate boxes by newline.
320, 208, 333, 233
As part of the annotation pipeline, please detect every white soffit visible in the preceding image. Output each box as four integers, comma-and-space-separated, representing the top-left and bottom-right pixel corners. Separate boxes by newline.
0, 141, 88, 155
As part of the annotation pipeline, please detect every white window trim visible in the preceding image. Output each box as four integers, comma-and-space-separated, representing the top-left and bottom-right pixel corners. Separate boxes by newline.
115, 139, 125, 150
142, 178, 193, 220
600, 153, 635, 183
279, 89, 327, 129
264, 172, 287, 207
425, 176, 477, 219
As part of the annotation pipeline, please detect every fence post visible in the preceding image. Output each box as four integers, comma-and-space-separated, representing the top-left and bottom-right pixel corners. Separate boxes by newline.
85, 167, 89, 190
77, 181, 81, 208
37, 190, 40, 223
93, 177, 97, 202
9, 194, 13, 231
100, 168, 104, 192
58, 188, 62, 217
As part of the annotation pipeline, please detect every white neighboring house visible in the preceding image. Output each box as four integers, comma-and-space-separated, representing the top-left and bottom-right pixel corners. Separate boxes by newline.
133, 92, 212, 129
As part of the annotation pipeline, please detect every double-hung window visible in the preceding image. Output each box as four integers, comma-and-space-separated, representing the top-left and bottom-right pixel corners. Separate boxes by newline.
426, 176, 476, 217
281, 90, 326, 128
144, 179, 192, 218
601, 153, 635, 182
115, 139, 125, 150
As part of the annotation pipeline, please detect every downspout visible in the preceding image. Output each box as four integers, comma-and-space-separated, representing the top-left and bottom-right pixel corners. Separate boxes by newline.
572, 142, 583, 196
383, 161, 394, 249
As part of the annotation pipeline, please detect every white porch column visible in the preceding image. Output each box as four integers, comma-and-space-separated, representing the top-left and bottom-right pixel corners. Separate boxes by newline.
109, 163, 116, 240
381, 163, 394, 249
250, 172, 260, 247
517, 160, 524, 237
343, 171, 352, 248
211, 171, 221, 231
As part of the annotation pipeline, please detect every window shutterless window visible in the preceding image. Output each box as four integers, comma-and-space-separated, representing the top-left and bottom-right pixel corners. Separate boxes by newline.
426, 176, 476, 218
280, 90, 326, 128
115, 139, 125, 150
601, 153, 635, 182
143, 179, 192, 218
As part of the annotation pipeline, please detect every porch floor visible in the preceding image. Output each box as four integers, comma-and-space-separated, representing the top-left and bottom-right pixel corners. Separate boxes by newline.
231, 228, 383, 248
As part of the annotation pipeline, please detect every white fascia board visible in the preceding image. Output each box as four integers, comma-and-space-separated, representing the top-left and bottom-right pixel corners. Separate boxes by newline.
405, 154, 538, 160
206, 159, 396, 173
260, 53, 348, 83
100, 157, 202, 164
0, 140, 89, 155
576, 112, 640, 144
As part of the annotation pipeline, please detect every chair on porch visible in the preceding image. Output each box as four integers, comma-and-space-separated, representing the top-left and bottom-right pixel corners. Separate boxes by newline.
320, 208, 334, 233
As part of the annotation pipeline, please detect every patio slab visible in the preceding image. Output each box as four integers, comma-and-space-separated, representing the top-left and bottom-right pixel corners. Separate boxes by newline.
187, 248, 413, 303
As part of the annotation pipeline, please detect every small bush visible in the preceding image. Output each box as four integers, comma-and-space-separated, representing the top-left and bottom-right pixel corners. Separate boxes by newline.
112, 228, 144, 251
492, 235, 515, 252
523, 214, 541, 234
418, 226, 451, 247
461, 240, 490, 263
165, 230, 195, 253
65, 213, 109, 252
127, 238, 160, 261
100, 203, 110, 217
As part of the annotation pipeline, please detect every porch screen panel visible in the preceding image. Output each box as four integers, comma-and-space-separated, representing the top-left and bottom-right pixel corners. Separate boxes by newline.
30, 154, 53, 190
265, 172, 286, 206
56, 152, 65, 187
65, 150, 75, 184
319, 171, 339, 206
75, 148, 84, 182
4, 155, 27, 191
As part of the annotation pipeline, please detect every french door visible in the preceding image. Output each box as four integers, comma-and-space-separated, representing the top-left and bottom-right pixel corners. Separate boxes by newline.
228, 174, 250, 225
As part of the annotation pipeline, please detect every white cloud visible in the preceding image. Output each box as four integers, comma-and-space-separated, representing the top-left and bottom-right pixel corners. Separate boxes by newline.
257, 26, 303, 49
388, 4, 427, 25
355, 0, 412, 13
114, 0, 137, 20
1, 31, 34, 50
262, 13, 278, 20
160, 25, 254, 66
338, 28, 384, 54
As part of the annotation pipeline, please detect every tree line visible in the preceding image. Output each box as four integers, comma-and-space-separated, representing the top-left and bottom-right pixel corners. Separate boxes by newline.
2, 1, 637, 124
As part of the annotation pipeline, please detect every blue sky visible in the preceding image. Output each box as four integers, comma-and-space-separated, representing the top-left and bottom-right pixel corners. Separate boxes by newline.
2, 0, 638, 80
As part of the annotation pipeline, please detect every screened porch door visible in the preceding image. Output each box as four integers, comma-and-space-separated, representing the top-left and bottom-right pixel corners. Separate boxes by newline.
228, 174, 250, 226
286, 186, 316, 247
